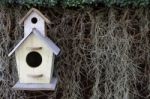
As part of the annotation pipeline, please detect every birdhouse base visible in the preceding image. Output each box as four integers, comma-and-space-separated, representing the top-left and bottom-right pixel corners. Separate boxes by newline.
12, 77, 58, 90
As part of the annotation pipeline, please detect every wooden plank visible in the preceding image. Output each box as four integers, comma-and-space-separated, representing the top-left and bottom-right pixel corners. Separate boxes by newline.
13, 77, 58, 91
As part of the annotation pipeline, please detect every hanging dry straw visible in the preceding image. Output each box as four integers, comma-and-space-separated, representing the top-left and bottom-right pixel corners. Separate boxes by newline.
0, 6, 149, 99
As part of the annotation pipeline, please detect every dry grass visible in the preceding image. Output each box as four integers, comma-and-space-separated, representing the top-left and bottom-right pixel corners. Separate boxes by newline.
0, 6, 149, 99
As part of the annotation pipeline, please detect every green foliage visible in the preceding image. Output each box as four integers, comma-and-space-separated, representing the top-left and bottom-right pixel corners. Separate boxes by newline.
1, 0, 58, 6
16, 0, 58, 6
68, 0, 150, 7
0, 0, 150, 7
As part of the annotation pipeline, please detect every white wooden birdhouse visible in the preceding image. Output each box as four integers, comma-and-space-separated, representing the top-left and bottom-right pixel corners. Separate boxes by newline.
8, 8, 60, 90
19, 8, 51, 37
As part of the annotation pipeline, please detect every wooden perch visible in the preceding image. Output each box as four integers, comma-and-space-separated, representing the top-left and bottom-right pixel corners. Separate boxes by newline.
28, 74, 43, 78
27, 47, 42, 50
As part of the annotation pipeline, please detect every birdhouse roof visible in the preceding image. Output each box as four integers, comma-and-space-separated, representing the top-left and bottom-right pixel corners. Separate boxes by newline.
8, 28, 60, 57
19, 8, 51, 25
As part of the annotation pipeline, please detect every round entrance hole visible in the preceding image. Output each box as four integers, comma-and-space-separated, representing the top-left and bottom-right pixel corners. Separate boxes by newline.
31, 17, 38, 24
26, 51, 42, 68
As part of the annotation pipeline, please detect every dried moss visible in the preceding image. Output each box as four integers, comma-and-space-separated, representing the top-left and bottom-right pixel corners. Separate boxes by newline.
0, 6, 149, 99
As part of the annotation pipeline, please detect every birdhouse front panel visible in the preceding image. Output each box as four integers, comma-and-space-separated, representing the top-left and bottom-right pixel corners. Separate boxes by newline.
24, 12, 46, 37
15, 33, 54, 83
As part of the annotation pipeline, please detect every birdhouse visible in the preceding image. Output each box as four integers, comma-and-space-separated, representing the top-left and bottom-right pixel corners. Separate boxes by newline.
19, 8, 51, 37
8, 8, 60, 90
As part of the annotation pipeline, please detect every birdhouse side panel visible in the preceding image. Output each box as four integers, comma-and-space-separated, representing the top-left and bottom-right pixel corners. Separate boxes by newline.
24, 12, 46, 37
49, 54, 55, 82
15, 51, 21, 80
15, 33, 54, 83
